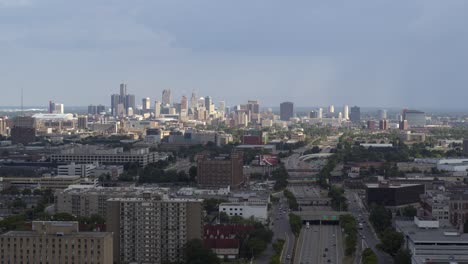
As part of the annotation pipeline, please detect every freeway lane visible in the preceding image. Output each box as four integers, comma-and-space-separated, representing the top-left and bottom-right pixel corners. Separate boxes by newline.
295, 225, 342, 264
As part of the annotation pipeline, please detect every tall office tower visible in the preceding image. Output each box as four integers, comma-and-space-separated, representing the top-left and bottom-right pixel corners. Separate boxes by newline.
154, 100, 161, 117
77, 116, 88, 130
48, 101, 55, 113
329, 105, 335, 113
309, 111, 318, 118
107, 194, 202, 264
403, 109, 426, 127
367, 120, 376, 130
350, 106, 361, 123
126, 94, 136, 114
379, 119, 388, 130
318, 108, 323, 118
142, 97, 151, 112
111, 94, 120, 116
205, 96, 213, 114
196, 152, 244, 188
127, 107, 134, 117
120, 83, 127, 98
11, 116, 36, 145
343, 105, 349, 120
247, 100, 260, 122
219, 101, 226, 113
96, 104, 106, 114
463, 139, 468, 155
54, 103, 64, 114
190, 92, 198, 109
0, 221, 113, 264
88, 104, 97, 115
280, 102, 294, 121
0, 117, 6, 136
162, 89, 171, 106
180, 95, 188, 111
198, 97, 205, 108
378, 109, 387, 120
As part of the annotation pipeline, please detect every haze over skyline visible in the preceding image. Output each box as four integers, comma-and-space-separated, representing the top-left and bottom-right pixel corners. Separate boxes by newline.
1, 0, 467, 108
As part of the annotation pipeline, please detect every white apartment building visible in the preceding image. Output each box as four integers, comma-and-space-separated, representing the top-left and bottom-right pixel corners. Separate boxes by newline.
219, 202, 268, 222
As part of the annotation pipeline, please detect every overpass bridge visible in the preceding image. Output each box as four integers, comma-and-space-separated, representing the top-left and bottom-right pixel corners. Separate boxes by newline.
298, 153, 334, 161
293, 211, 348, 225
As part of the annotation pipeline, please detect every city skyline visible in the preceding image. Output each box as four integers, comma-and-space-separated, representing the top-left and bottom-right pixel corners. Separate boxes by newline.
1, 1, 468, 108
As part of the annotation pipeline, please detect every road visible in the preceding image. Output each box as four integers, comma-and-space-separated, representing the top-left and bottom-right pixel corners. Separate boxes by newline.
345, 190, 393, 264
295, 225, 342, 264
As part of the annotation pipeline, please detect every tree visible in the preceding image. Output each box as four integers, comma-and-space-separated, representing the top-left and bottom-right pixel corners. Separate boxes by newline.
369, 204, 392, 234
53, 212, 76, 221
377, 228, 404, 255
393, 248, 411, 264
289, 213, 302, 236
11, 198, 27, 209
362, 248, 378, 264
401, 205, 417, 218
189, 166, 197, 181
21, 188, 32, 196
184, 239, 220, 264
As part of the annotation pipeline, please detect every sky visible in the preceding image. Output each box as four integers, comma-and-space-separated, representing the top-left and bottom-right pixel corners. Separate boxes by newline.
1, 0, 468, 109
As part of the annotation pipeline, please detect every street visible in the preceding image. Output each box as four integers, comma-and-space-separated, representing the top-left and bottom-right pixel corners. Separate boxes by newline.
345, 190, 394, 264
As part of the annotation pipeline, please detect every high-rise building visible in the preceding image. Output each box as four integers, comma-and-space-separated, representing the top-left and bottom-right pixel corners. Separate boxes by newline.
464, 139, 468, 155
162, 89, 171, 106
329, 105, 335, 113
400, 120, 409, 130
378, 109, 387, 120
96, 104, 106, 114
0, 221, 113, 264
196, 152, 244, 188
180, 95, 188, 111
318, 108, 323, 118
49, 101, 55, 113
154, 101, 161, 118
309, 111, 319, 118
247, 100, 260, 122
120, 83, 127, 98
107, 194, 202, 264
204, 96, 212, 114
343, 105, 349, 120
88, 104, 98, 115
280, 102, 294, 121
190, 92, 198, 109
379, 119, 388, 130
0, 117, 6, 136
350, 106, 361, 123
54, 103, 64, 114
125, 94, 136, 114
111, 94, 120, 116
77, 116, 88, 130
142, 97, 151, 113
367, 120, 376, 130
11, 116, 36, 145
403, 110, 426, 127
219, 101, 226, 114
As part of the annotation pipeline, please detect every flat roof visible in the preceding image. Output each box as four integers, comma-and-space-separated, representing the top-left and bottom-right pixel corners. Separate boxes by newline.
396, 221, 468, 243
1, 231, 112, 238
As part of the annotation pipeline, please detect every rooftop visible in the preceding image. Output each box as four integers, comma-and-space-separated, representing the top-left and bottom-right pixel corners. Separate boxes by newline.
396, 220, 468, 243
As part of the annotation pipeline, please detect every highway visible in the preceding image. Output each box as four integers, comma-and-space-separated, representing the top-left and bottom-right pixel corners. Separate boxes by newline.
296, 225, 342, 264
345, 190, 393, 264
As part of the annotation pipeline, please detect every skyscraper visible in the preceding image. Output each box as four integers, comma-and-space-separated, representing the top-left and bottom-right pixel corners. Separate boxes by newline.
49, 101, 55, 113
350, 106, 361, 123
125, 94, 135, 114
162, 89, 171, 106
318, 108, 323, 118
219, 101, 226, 113
142, 97, 151, 112
205, 96, 213, 114
378, 109, 387, 120
111, 94, 120, 116
154, 100, 161, 118
280, 102, 294, 121
190, 92, 198, 109
343, 105, 349, 120
329, 105, 335, 113
119, 83, 127, 98
180, 95, 188, 111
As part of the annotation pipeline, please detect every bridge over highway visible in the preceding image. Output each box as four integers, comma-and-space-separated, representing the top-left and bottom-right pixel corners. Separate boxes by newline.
294, 211, 347, 225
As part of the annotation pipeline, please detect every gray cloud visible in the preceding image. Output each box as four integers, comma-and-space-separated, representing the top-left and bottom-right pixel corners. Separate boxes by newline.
0, 0, 467, 109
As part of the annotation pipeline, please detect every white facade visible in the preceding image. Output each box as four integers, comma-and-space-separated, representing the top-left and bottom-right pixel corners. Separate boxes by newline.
57, 163, 96, 177
219, 202, 268, 222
